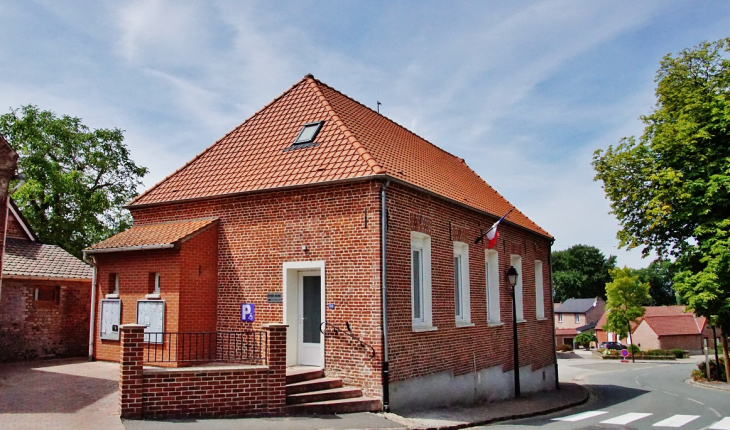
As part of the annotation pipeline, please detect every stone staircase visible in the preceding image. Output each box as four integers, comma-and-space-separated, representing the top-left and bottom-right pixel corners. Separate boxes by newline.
286, 367, 382, 414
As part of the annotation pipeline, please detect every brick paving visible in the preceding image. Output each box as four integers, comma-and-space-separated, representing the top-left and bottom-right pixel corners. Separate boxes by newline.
0, 358, 123, 430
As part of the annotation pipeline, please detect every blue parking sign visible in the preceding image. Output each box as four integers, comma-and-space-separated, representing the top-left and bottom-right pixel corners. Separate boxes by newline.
241, 303, 255, 322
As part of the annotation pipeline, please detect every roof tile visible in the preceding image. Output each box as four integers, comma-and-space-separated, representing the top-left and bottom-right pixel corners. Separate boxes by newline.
4, 239, 92, 280
87, 218, 218, 251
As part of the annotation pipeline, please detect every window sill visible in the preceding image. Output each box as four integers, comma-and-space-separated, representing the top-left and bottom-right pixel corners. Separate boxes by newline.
536, 317, 548, 321
412, 325, 438, 333
517, 319, 527, 323
455, 322, 475, 328
105, 294, 119, 299
488, 322, 504, 327
145, 294, 161, 300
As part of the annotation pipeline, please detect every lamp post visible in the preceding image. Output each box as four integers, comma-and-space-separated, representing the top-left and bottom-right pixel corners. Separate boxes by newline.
507, 265, 520, 398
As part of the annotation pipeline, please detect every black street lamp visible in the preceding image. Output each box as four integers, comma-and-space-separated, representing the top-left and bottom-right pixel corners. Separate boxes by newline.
507, 265, 520, 398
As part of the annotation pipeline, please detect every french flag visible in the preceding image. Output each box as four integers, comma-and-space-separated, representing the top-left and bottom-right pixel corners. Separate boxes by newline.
484, 208, 513, 250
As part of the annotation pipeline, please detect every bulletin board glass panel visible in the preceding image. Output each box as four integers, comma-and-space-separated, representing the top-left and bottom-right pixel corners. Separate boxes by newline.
100, 299, 121, 340
136, 300, 165, 344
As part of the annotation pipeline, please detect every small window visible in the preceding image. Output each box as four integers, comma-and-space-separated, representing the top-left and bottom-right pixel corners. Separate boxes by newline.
108, 273, 119, 295
292, 121, 324, 145
411, 232, 433, 329
486, 250, 500, 323
535, 260, 544, 319
454, 241, 470, 324
510, 254, 523, 321
575, 314, 580, 324
35, 286, 60, 304
558, 313, 563, 323
148, 273, 161, 294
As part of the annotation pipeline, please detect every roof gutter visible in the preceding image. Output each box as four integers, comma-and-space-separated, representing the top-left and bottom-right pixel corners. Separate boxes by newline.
2, 275, 92, 282
82, 251, 97, 362
84, 243, 176, 254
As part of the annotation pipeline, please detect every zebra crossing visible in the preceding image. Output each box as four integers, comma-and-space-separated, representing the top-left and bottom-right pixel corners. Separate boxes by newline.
552, 410, 730, 429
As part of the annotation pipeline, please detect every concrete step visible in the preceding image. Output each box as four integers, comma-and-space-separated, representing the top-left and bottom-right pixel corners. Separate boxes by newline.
286, 386, 363, 405
286, 367, 324, 385
286, 377, 342, 395
286, 397, 382, 415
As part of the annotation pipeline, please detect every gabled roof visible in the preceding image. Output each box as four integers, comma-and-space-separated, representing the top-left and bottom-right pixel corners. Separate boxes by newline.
129, 75, 549, 238
3, 238, 92, 281
85, 217, 218, 253
8, 198, 39, 241
555, 298, 601, 314
642, 315, 703, 337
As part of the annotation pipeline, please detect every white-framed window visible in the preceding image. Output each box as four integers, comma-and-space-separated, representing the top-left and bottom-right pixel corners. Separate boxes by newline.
453, 241, 471, 325
486, 249, 500, 324
114, 274, 120, 294
535, 260, 544, 319
411, 232, 433, 330
558, 313, 563, 323
575, 314, 580, 324
510, 254, 524, 321
154, 273, 161, 293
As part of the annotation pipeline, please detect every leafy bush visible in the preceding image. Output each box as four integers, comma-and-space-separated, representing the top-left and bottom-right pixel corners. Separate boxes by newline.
628, 344, 641, 354
645, 349, 668, 356
556, 344, 573, 352
574, 331, 598, 350
669, 349, 686, 359
694, 358, 727, 382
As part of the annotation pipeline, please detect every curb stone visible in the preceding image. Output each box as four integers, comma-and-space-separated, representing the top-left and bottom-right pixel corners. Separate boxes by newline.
686, 378, 730, 393
380, 384, 591, 430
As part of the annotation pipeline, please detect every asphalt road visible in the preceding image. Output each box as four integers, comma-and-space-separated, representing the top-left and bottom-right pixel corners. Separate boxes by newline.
481, 358, 730, 430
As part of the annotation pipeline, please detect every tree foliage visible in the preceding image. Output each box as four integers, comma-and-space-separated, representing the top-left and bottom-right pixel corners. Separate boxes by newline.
574, 331, 598, 350
551, 244, 617, 302
0, 105, 148, 257
634, 260, 677, 306
604, 267, 650, 362
593, 37, 730, 374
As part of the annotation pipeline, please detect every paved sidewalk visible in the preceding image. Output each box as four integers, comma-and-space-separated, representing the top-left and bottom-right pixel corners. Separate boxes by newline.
382, 383, 588, 430
687, 379, 730, 392
0, 358, 122, 430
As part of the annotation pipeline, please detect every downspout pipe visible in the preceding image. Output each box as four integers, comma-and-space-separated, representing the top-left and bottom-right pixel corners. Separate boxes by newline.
83, 251, 97, 361
548, 238, 558, 389
381, 179, 390, 412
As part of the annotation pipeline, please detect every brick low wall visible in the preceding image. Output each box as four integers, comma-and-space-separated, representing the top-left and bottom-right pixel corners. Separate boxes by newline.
119, 323, 287, 419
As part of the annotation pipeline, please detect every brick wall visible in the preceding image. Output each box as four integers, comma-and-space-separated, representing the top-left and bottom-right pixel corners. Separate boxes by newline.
119, 323, 287, 419
0, 279, 91, 362
384, 183, 555, 383
130, 181, 384, 397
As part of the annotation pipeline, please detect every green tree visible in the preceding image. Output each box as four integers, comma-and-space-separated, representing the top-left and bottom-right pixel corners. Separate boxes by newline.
0, 105, 148, 257
603, 267, 650, 363
552, 244, 617, 302
593, 37, 730, 375
574, 331, 598, 351
635, 260, 677, 306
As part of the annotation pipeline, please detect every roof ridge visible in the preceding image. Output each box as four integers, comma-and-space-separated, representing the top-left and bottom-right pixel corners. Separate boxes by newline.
305, 77, 385, 175
128, 78, 311, 206
309, 77, 462, 162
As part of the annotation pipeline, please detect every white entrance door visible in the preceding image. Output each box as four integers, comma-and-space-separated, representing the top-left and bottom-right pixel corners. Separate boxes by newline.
298, 271, 323, 367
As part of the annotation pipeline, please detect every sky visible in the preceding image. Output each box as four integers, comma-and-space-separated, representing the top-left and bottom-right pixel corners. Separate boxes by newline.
1, 1, 729, 269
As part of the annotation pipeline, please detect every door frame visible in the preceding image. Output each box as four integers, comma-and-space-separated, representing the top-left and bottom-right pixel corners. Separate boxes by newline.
283, 261, 325, 367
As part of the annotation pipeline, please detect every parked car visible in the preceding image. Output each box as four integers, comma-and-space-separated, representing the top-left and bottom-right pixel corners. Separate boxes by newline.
600, 342, 627, 350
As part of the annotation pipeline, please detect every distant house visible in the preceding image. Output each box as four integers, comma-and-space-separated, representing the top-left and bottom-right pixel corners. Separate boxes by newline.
595, 306, 719, 354
0, 135, 93, 362
554, 297, 605, 347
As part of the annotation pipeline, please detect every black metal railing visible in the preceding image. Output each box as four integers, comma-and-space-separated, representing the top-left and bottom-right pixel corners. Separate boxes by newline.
320, 321, 377, 359
142, 331, 267, 365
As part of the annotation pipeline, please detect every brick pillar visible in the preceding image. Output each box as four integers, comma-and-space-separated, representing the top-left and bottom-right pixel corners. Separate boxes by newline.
264, 323, 288, 415
119, 324, 146, 419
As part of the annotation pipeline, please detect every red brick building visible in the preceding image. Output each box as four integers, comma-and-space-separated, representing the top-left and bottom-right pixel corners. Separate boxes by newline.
86, 75, 556, 412
595, 306, 719, 354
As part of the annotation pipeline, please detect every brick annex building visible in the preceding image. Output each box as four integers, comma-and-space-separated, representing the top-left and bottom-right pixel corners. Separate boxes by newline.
86, 75, 556, 412
0, 136, 93, 362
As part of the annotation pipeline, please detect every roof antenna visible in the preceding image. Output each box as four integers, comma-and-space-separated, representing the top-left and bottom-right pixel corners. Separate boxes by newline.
377, 101, 382, 113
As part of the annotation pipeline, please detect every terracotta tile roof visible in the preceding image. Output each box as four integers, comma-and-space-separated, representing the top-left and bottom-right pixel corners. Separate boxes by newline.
129, 75, 549, 237
643, 305, 688, 317
643, 315, 702, 337
556, 328, 578, 336
86, 218, 218, 252
3, 238, 92, 280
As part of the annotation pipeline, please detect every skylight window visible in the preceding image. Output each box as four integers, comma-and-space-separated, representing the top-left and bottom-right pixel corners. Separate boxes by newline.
292, 121, 324, 146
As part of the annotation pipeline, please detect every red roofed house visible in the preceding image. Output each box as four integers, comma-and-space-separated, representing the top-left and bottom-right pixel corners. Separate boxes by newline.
86, 75, 556, 414
595, 306, 718, 354
0, 135, 93, 362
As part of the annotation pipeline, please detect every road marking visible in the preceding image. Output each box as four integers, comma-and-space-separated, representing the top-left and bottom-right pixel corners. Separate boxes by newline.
687, 397, 704, 405
662, 390, 679, 396
710, 417, 730, 430
652, 415, 700, 427
600, 413, 653, 425
552, 411, 608, 421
